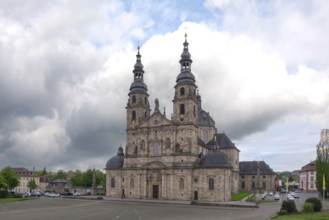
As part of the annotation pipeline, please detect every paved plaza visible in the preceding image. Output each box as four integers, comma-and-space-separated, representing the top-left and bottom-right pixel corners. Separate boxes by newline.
0, 197, 280, 220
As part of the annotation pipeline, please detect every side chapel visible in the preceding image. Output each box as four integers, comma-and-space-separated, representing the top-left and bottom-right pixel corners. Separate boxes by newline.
105, 35, 240, 201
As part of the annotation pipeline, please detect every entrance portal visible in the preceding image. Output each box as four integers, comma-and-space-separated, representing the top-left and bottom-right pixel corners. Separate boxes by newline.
193, 191, 198, 200
152, 185, 159, 199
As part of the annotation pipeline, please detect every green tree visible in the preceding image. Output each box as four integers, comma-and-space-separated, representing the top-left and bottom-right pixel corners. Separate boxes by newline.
81, 169, 93, 187
71, 169, 106, 187
27, 179, 38, 192
96, 170, 106, 187
70, 170, 83, 187
0, 172, 8, 190
315, 158, 329, 197
316, 142, 329, 197
1, 167, 19, 190
70, 169, 105, 187
34, 167, 49, 177
53, 169, 67, 180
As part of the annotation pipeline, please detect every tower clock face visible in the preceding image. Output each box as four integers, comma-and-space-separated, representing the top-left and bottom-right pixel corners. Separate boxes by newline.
153, 119, 159, 125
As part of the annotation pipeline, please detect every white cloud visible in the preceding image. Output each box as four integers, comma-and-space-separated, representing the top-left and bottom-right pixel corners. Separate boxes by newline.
204, 0, 232, 9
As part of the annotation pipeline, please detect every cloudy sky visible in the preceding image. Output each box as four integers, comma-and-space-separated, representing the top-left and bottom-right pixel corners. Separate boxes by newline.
1, 0, 328, 172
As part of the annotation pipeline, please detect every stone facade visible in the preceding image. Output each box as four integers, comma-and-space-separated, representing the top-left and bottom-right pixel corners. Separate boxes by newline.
239, 161, 276, 193
105, 36, 239, 202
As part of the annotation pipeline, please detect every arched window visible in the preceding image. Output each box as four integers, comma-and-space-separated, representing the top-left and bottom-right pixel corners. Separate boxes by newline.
144, 97, 147, 104
180, 104, 185, 114
130, 178, 134, 189
132, 111, 136, 120
180, 87, 185, 96
209, 178, 214, 190
179, 178, 184, 190
133, 146, 138, 156
165, 138, 171, 149
111, 178, 115, 188
132, 95, 136, 103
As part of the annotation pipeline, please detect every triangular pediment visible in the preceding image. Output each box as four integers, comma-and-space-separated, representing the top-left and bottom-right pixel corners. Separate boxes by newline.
142, 161, 167, 169
139, 111, 173, 128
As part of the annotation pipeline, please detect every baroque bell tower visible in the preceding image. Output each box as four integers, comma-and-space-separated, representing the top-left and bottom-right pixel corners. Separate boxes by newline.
126, 47, 151, 130
172, 33, 198, 124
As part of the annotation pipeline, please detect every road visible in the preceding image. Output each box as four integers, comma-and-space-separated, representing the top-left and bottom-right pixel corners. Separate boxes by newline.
0, 197, 280, 220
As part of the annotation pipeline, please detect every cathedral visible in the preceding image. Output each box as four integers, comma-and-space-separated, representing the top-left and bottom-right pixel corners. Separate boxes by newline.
105, 35, 240, 202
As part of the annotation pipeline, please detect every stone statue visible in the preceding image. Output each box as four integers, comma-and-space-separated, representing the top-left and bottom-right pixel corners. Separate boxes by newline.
155, 98, 159, 112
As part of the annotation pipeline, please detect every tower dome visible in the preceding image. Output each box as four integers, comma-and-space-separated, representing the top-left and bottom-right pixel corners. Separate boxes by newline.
129, 46, 148, 94
176, 33, 196, 85
105, 146, 124, 169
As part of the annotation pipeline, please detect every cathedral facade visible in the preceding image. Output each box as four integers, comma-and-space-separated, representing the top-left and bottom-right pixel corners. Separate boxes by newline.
105, 36, 240, 202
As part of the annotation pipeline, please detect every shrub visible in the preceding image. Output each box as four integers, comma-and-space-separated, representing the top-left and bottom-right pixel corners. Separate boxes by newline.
280, 200, 297, 213
12, 194, 23, 198
303, 202, 314, 213
0, 190, 9, 198
305, 197, 322, 212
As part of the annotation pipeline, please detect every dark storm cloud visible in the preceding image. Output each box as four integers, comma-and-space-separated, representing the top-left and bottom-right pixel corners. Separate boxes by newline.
66, 102, 126, 157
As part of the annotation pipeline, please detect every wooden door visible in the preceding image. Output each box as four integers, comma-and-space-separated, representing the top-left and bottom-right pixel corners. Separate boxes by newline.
194, 191, 198, 200
152, 185, 159, 199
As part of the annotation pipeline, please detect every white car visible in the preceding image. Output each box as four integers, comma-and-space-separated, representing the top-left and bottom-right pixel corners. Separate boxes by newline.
287, 195, 294, 201
274, 194, 280, 200
269, 192, 273, 196
291, 192, 299, 198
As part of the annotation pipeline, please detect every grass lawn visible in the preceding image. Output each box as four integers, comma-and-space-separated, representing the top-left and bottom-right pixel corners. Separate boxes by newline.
273, 209, 329, 220
0, 197, 35, 202
231, 192, 252, 201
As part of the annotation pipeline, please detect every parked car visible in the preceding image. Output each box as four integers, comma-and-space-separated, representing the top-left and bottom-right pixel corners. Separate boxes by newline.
291, 192, 299, 198
45, 192, 60, 197
261, 193, 267, 199
31, 191, 41, 197
274, 194, 280, 200
73, 192, 81, 196
269, 192, 273, 196
23, 192, 31, 197
281, 189, 288, 193
287, 195, 294, 201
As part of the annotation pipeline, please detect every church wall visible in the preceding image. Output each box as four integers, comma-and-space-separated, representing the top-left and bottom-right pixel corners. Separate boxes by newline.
239, 174, 276, 193
106, 170, 124, 198
169, 168, 193, 200
192, 168, 232, 202
220, 148, 239, 172
231, 171, 239, 193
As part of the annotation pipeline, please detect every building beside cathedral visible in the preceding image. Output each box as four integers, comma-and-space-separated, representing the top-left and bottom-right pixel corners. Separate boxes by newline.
105, 35, 240, 202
